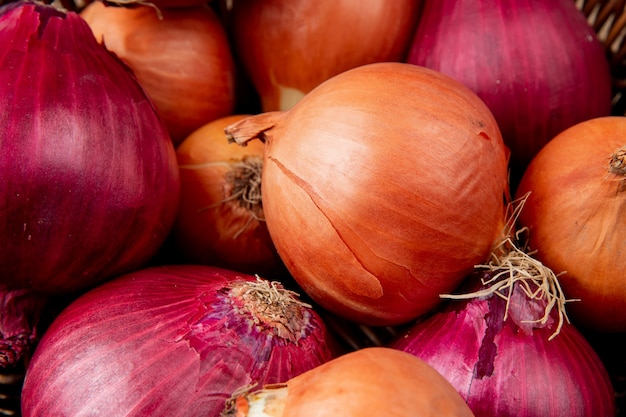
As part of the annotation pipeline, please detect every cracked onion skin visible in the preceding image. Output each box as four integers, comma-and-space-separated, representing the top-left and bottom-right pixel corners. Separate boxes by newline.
226, 62, 510, 326
21, 265, 338, 417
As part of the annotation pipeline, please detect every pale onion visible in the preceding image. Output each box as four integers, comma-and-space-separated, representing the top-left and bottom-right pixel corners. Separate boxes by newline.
227, 0, 422, 112
80, 2, 236, 144
226, 62, 510, 326
407, 0, 613, 188
515, 116, 626, 332
173, 114, 281, 275
21, 265, 338, 417
223, 347, 475, 417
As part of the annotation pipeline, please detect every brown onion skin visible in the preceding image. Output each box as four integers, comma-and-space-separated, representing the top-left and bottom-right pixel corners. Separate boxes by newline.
228, 347, 476, 417
81, 2, 236, 145
515, 116, 626, 332
21, 265, 338, 417
390, 273, 616, 417
228, 0, 422, 112
0, 2, 179, 294
173, 115, 282, 275
226, 62, 510, 326
407, 0, 612, 188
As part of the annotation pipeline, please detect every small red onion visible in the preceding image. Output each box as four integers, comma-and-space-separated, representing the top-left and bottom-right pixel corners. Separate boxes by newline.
0, 2, 179, 364
390, 239, 616, 417
407, 0, 613, 186
21, 265, 338, 417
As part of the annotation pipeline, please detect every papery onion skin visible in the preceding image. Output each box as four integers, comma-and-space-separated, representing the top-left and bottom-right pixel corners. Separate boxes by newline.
229, 0, 422, 112
81, 2, 236, 144
515, 116, 626, 332
21, 265, 338, 417
224, 347, 476, 417
173, 115, 282, 275
407, 0, 613, 187
0, 2, 179, 294
226, 62, 510, 326
390, 272, 616, 417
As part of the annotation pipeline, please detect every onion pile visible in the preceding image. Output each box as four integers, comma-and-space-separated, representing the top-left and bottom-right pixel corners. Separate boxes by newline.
21, 265, 338, 417
515, 116, 626, 333
227, 0, 422, 112
407, 0, 613, 187
81, 1, 237, 145
0, 1, 179, 365
223, 347, 475, 417
226, 62, 510, 326
173, 115, 281, 275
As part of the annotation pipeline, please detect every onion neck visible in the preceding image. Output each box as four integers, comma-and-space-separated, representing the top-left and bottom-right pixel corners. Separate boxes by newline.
225, 111, 284, 147
222, 384, 288, 417
0, 287, 45, 368
226, 156, 264, 218
609, 146, 626, 177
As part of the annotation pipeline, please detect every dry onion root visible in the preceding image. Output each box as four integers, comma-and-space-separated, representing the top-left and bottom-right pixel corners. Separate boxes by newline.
441, 193, 576, 340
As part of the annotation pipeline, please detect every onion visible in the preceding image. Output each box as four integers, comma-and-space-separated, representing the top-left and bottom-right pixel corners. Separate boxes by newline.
390, 236, 616, 417
223, 347, 476, 417
406, 0, 613, 187
173, 114, 281, 275
226, 62, 510, 326
515, 116, 626, 332
80, 1, 237, 145
0, 2, 179, 364
103, 0, 211, 7
227, 0, 422, 112
21, 264, 338, 417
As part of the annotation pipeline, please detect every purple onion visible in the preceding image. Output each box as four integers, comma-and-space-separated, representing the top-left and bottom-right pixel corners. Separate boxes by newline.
390, 258, 616, 416
21, 265, 339, 417
0, 2, 179, 364
407, 0, 613, 186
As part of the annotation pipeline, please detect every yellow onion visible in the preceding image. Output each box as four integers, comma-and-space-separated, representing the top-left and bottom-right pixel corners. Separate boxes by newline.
227, 0, 422, 112
226, 62, 510, 326
173, 115, 281, 275
81, 2, 236, 145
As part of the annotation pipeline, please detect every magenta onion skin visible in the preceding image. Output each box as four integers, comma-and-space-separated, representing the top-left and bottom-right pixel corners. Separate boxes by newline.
0, 2, 179, 294
390, 272, 616, 417
21, 264, 338, 417
407, 0, 612, 184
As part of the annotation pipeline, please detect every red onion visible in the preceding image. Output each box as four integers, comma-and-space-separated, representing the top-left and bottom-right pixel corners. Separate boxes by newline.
390, 237, 616, 417
0, 2, 179, 365
407, 0, 613, 187
21, 264, 338, 417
